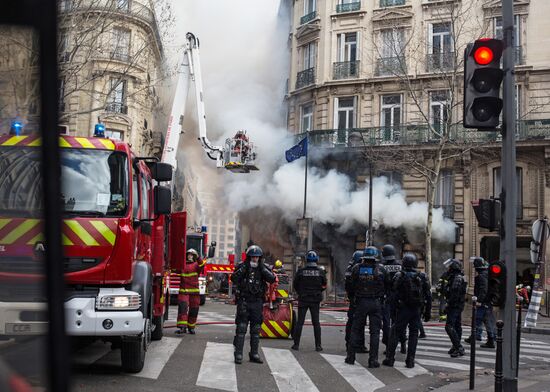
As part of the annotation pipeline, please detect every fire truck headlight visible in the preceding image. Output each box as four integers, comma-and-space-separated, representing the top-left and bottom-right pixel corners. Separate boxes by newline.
96, 294, 141, 310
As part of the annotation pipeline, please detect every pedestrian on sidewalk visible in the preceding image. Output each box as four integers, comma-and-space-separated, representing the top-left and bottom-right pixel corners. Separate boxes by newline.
176, 249, 206, 335
442, 258, 467, 357
291, 250, 327, 352
344, 250, 368, 353
231, 245, 276, 364
345, 246, 389, 368
465, 257, 496, 348
382, 253, 431, 369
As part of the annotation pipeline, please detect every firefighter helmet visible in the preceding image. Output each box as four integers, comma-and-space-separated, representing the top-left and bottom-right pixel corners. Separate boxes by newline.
402, 252, 418, 269
246, 245, 263, 257
274, 260, 283, 269
306, 250, 319, 263
352, 251, 363, 263
363, 246, 379, 261
382, 244, 396, 261
186, 248, 199, 260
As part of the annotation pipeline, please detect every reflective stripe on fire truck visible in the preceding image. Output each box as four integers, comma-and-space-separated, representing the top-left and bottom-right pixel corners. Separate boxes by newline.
0, 219, 40, 244
0, 135, 116, 150
65, 220, 100, 246
89, 220, 116, 246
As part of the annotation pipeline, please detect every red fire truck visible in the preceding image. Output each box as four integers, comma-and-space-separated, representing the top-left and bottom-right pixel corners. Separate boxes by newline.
0, 133, 182, 373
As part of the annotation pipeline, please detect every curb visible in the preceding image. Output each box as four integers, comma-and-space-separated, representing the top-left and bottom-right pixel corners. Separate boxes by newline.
521, 326, 550, 335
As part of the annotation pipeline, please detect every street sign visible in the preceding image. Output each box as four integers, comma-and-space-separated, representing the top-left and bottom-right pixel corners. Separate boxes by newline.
532, 219, 550, 241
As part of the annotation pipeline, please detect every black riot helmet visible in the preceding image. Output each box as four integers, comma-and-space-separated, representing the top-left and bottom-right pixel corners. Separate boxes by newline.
472, 257, 488, 270
381, 244, 396, 261
246, 245, 263, 258
443, 258, 462, 272
362, 246, 379, 263
402, 252, 418, 269
352, 251, 363, 264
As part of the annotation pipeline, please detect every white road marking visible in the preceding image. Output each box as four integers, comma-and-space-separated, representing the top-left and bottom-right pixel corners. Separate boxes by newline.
132, 337, 181, 380
321, 353, 385, 392
263, 347, 319, 392
196, 342, 237, 392
416, 358, 482, 371
394, 361, 431, 378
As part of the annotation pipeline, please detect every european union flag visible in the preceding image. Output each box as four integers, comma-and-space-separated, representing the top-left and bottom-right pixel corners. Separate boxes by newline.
285, 137, 308, 163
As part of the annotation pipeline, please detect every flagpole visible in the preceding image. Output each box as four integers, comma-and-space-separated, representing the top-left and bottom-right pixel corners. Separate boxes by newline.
303, 132, 308, 219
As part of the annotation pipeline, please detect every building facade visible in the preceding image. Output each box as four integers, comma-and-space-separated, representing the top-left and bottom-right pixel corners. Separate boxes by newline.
57, 0, 164, 155
200, 192, 239, 263
286, 0, 550, 293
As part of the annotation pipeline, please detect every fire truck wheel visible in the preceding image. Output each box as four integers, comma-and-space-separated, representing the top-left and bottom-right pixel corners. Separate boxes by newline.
200, 294, 206, 306
121, 326, 147, 373
151, 315, 164, 341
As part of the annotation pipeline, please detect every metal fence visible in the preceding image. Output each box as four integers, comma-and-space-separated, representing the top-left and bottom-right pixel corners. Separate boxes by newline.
333, 61, 360, 79
296, 67, 315, 89
336, 2, 361, 13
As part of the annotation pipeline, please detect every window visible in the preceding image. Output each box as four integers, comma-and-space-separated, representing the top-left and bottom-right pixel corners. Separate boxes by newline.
334, 97, 356, 130
378, 171, 403, 188
493, 167, 523, 219
227, 235, 234, 241
112, 28, 130, 61
380, 94, 402, 143
59, 0, 73, 12
429, 90, 450, 136
377, 29, 405, 75
515, 84, 521, 120
59, 29, 69, 62
108, 78, 127, 111
219, 234, 225, 242
428, 23, 453, 71
337, 33, 357, 62
434, 170, 454, 218
117, 0, 129, 11
300, 103, 313, 133
58, 77, 66, 112
302, 42, 316, 71
106, 129, 123, 141
494, 16, 520, 45
132, 171, 139, 218
140, 176, 150, 219
304, 0, 316, 15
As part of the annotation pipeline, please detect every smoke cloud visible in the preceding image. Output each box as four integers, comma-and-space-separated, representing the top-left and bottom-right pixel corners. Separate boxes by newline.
167, 1, 456, 243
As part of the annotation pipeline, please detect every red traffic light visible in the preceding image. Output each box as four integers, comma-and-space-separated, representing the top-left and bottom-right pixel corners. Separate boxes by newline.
490, 264, 502, 275
474, 46, 494, 65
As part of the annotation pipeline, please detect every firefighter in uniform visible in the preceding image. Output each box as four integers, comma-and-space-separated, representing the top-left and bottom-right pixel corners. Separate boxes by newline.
382, 253, 431, 368
443, 258, 467, 357
465, 257, 496, 348
231, 245, 276, 364
380, 244, 407, 354
292, 250, 327, 352
345, 251, 368, 353
176, 249, 205, 334
345, 246, 388, 368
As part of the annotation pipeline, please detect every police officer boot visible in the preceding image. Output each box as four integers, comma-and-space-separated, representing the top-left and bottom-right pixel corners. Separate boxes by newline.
405, 356, 415, 368
483, 338, 496, 349
249, 332, 263, 364
234, 333, 245, 364
382, 358, 394, 367
344, 351, 355, 365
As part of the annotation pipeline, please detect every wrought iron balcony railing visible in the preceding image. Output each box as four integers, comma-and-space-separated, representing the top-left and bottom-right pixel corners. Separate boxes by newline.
295, 120, 550, 148
375, 56, 406, 76
434, 205, 455, 219
105, 102, 128, 114
295, 67, 315, 89
336, 2, 361, 13
426, 52, 455, 72
59, 0, 155, 28
300, 11, 317, 25
333, 61, 360, 79
110, 50, 131, 63
380, 0, 405, 6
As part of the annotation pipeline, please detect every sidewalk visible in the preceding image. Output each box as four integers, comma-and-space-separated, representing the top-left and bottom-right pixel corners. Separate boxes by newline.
430, 369, 550, 392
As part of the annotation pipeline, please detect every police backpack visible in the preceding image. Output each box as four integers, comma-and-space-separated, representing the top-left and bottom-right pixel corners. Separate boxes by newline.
400, 272, 424, 306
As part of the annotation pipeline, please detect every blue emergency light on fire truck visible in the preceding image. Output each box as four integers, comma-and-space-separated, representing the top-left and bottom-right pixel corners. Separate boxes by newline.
161, 32, 258, 174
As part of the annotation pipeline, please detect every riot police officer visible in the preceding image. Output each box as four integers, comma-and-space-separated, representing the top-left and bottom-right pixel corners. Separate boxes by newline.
442, 258, 467, 357
292, 250, 327, 351
381, 244, 406, 354
345, 246, 388, 368
344, 250, 368, 353
231, 245, 276, 364
382, 253, 431, 368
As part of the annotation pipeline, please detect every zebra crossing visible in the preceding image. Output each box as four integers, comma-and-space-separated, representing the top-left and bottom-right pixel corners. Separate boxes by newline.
167, 307, 233, 324
71, 325, 550, 391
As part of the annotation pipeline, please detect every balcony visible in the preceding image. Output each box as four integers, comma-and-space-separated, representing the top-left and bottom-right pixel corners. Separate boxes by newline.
295, 120, 550, 148
333, 61, 360, 80
110, 50, 131, 63
426, 52, 455, 72
375, 56, 406, 76
105, 102, 128, 114
434, 205, 455, 219
300, 11, 317, 25
380, 0, 405, 6
336, 2, 361, 13
295, 67, 315, 89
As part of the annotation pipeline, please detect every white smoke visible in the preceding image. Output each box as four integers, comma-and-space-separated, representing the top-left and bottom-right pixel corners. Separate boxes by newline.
168, 0, 456, 243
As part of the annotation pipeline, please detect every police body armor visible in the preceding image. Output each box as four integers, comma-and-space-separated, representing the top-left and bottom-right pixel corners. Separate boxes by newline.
383, 260, 402, 282
234, 263, 267, 301
354, 263, 385, 298
295, 265, 325, 302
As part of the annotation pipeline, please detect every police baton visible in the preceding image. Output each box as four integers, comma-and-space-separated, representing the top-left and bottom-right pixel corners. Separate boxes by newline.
469, 296, 477, 390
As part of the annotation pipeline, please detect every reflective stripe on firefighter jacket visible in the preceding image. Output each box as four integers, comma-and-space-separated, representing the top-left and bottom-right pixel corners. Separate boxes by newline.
179, 259, 206, 294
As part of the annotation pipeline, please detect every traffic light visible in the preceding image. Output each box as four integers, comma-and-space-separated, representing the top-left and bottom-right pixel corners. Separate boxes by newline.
487, 260, 506, 308
471, 198, 501, 231
463, 38, 504, 129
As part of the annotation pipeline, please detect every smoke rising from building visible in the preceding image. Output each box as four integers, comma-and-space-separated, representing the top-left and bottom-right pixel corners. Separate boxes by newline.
168, 1, 456, 244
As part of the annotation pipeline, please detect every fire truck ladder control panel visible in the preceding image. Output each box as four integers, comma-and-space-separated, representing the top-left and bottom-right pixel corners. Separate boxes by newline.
161, 32, 259, 174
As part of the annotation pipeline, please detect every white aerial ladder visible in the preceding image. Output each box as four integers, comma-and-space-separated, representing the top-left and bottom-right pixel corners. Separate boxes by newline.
161, 32, 258, 174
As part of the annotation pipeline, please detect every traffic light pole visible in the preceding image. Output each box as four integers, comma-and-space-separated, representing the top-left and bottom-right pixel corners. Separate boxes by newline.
500, 0, 518, 389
